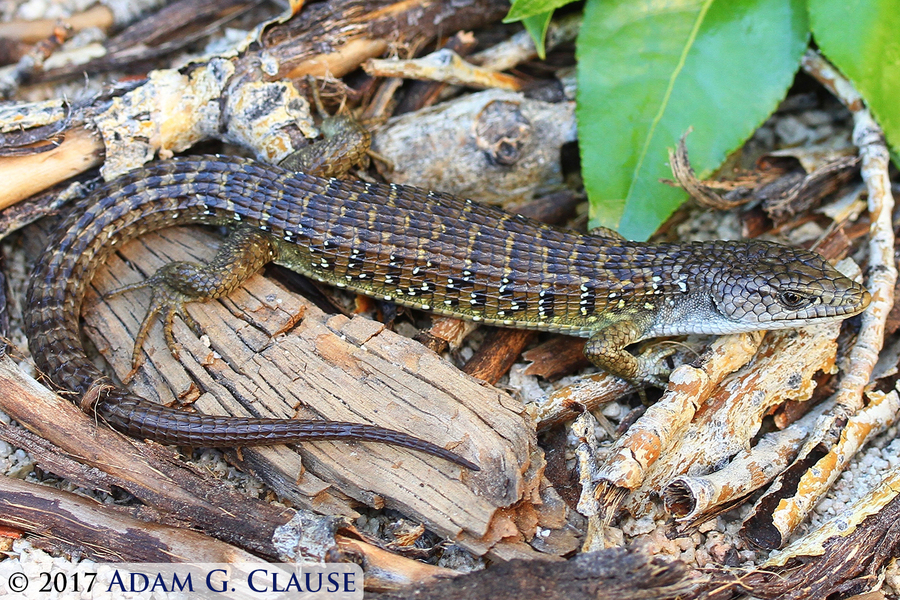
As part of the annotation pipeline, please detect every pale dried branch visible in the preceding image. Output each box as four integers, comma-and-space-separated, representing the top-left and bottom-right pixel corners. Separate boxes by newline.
470, 13, 580, 72
741, 390, 900, 549
0, 5, 114, 43
588, 332, 763, 513
801, 51, 896, 417
663, 399, 833, 526
739, 50, 900, 549
365, 49, 526, 91
628, 322, 844, 514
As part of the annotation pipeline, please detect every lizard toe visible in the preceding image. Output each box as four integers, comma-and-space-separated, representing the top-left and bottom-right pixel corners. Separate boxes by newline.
635, 344, 678, 388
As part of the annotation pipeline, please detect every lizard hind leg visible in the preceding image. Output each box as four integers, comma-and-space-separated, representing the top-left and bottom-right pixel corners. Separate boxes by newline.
104, 226, 279, 378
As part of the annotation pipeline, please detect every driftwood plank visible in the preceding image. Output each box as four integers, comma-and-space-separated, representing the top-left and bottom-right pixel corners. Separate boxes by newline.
82, 226, 541, 556
0, 475, 260, 563
368, 548, 696, 600
0, 357, 296, 558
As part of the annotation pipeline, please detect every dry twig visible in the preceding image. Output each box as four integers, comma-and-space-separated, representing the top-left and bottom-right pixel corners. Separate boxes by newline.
739, 50, 898, 549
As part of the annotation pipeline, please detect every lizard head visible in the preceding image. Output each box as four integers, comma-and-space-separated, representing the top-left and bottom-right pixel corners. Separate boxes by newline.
710, 241, 870, 329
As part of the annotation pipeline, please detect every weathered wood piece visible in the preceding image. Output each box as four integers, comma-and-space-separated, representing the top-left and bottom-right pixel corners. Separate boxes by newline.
335, 534, 458, 591
522, 335, 589, 382
412, 316, 478, 355
530, 372, 632, 433
462, 328, 536, 385
703, 443, 900, 599
0, 0, 510, 208
0, 357, 297, 558
0, 475, 260, 563
372, 89, 576, 205
0, 126, 101, 211
83, 226, 541, 557
368, 548, 697, 600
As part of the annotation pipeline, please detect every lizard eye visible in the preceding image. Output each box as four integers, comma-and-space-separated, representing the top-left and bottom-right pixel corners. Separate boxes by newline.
778, 290, 811, 309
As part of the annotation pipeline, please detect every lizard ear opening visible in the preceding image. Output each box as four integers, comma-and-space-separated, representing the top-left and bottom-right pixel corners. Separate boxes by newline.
710, 284, 740, 320
710, 278, 767, 322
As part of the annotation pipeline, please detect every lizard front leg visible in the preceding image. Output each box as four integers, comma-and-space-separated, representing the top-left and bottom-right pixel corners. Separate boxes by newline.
583, 318, 674, 387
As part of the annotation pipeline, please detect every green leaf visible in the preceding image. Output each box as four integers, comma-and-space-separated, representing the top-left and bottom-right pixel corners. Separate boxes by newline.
505, 0, 576, 22
522, 11, 554, 59
577, 0, 809, 240
809, 0, 900, 156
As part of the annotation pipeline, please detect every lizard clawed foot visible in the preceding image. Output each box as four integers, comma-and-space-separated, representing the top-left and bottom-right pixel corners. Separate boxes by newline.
634, 343, 679, 389
623, 344, 678, 404
104, 228, 279, 380
105, 262, 205, 380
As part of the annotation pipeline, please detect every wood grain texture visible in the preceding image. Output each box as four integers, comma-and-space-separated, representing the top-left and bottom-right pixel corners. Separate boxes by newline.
0, 356, 297, 558
83, 226, 541, 556
0, 475, 260, 563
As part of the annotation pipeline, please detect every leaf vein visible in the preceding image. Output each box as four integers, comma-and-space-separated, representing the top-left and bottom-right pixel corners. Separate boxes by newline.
627, 0, 714, 203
